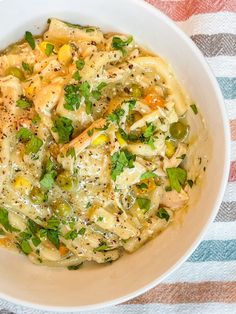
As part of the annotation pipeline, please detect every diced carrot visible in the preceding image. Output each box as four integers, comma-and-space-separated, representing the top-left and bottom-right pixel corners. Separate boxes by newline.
59, 245, 69, 256
144, 93, 165, 109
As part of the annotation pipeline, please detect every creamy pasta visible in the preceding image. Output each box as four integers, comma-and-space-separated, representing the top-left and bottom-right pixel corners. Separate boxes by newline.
0, 18, 207, 269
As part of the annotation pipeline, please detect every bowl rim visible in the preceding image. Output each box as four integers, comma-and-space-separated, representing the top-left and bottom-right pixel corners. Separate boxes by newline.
0, 0, 231, 311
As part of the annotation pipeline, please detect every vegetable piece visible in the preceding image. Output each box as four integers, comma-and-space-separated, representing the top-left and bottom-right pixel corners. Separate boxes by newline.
47, 216, 60, 230
140, 171, 157, 180
29, 187, 47, 204
13, 176, 31, 191
52, 116, 74, 144
58, 44, 72, 64
45, 43, 54, 56
142, 122, 156, 149
94, 242, 109, 252
40, 173, 55, 190
54, 201, 71, 217
25, 31, 35, 50
0, 207, 18, 232
165, 140, 175, 158
32, 236, 41, 247
56, 172, 73, 191
16, 96, 32, 109
112, 36, 133, 55
67, 263, 83, 270
111, 150, 136, 181
75, 59, 85, 70
169, 122, 188, 140
22, 62, 33, 74
28, 219, 40, 235
64, 85, 81, 111
166, 167, 187, 193
91, 134, 109, 146
25, 136, 43, 154
156, 207, 170, 221
144, 93, 164, 109
136, 197, 151, 213
64, 230, 78, 240
116, 131, 127, 147
47, 229, 60, 249
107, 108, 125, 125
20, 240, 32, 255
190, 104, 198, 115
130, 84, 142, 98
5, 67, 25, 81
32, 115, 41, 125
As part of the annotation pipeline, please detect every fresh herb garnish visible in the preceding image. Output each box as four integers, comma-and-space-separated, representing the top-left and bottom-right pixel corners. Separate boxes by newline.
40, 158, 57, 190
47, 229, 60, 249
47, 216, 60, 230
45, 43, 54, 56
111, 149, 136, 181
25, 135, 43, 154
137, 197, 151, 213
64, 85, 81, 111
75, 59, 85, 70
140, 171, 157, 180
16, 128, 32, 141
20, 240, 32, 255
65, 230, 78, 240
190, 104, 198, 115
166, 167, 187, 193
94, 242, 109, 252
0, 207, 18, 232
16, 96, 32, 109
67, 263, 83, 270
52, 116, 74, 143
142, 122, 156, 150
137, 182, 148, 190
22, 62, 33, 74
156, 207, 170, 221
107, 108, 125, 125
112, 36, 133, 55
25, 31, 35, 50
32, 236, 41, 247
28, 219, 40, 235
32, 114, 41, 125
66, 147, 76, 158
78, 227, 86, 235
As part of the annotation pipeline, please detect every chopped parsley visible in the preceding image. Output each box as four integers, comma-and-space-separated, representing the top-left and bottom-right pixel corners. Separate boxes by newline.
107, 108, 125, 125
0, 207, 18, 232
94, 242, 109, 252
16, 127, 32, 141
52, 116, 74, 144
190, 104, 198, 115
156, 208, 170, 221
16, 96, 32, 109
64, 85, 81, 111
47, 229, 60, 249
22, 62, 33, 74
75, 59, 85, 70
65, 230, 78, 240
112, 36, 133, 55
78, 227, 86, 235
47, 216, 60, 230
97, 216, 104, 222
136, 182, 148, 190
166, 167, 187, 193
137, 197, 151, 213
142, 122, 156, 149
20, 240, 32, 255
25, 135, 43, 154
140, 171, 157, 180
40, 158, 57, 190
25, 31, 35, 50
66, 147, 76, 158
32, 236, 41, 247
45, 43, 54, 56
67, 263, 83, 270
111, 149, 136, 181
28, 219, 40, 235
32, 114, 41, 125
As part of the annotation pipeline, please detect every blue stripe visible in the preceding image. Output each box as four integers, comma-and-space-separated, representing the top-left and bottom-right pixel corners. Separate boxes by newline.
217, 77, 236, 99
188, 240, 236, 262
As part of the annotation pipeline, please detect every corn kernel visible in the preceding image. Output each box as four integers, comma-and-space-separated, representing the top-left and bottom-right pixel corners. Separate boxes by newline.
116, 132, 127, 147
91, 134, 109, 146
165, 140, 175, 158
13, 176, 31, 192
58, 44, 72, 65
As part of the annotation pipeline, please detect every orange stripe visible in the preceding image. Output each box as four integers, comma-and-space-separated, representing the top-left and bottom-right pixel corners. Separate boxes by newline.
125, 282, 236, 304
145, 0, 236, 21
230, 120, 236, 141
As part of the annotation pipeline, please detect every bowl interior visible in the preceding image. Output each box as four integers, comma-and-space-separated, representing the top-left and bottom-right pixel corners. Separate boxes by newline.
0, 0, 230, 311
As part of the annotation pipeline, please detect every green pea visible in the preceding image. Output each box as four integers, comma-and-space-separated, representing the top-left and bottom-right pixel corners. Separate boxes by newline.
30, 187, 47, 204
5, 67, 25, 81
169, 122, 188, 140
55, 201, 71, 217
130, 84, 142, 98
56, 172, 73, 191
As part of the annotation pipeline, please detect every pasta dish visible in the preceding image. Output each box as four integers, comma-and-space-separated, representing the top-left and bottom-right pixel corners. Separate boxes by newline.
0, 19, 206, 269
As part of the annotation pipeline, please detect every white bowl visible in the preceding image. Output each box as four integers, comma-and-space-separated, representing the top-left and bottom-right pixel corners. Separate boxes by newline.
0, 0, 230, 311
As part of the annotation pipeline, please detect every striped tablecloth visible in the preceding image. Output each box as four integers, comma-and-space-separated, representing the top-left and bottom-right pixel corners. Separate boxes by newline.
1, 0, 236, 313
